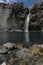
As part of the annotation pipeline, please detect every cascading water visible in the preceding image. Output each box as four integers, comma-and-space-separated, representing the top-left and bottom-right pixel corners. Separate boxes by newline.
24, 13, 30, 32
24, 13, 30, 43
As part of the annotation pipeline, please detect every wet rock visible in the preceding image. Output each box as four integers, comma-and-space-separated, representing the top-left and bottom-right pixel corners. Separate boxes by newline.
29, 44, 40, 54
7, 57, 15, 65
0, 54, 7, 64
0, 48, 8, 54
0, 43, 43, 65
38, 44, 43, 48
16, 48, 33, 59
39, 48, 43, 53
15, 44, 23, 49
3, 43, 14, 49
37, 44, 43, 55
1, 62, 6, 65
20, 60, 29, 65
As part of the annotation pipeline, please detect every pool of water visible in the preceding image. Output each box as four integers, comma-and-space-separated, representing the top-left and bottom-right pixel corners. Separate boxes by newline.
0, 31, 43, 45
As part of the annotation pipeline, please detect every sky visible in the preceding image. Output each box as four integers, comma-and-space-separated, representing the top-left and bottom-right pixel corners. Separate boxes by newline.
1, 0, 38, 7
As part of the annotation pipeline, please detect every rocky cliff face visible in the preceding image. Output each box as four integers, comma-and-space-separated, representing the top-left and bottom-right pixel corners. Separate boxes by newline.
0, 2, 43, 32
0, 3, 29, 31
29, 1, 43, 31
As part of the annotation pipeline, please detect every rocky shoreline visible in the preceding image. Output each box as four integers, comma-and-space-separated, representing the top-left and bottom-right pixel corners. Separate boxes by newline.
0, 43, 43, 65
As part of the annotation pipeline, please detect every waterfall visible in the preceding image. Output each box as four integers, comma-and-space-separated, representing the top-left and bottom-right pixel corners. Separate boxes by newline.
24, 13, 30, 32
24, 13, 30, 43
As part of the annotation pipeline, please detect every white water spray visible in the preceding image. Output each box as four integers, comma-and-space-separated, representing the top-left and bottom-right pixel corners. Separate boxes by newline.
24, 13, 30, 32
24, 13, 30, 42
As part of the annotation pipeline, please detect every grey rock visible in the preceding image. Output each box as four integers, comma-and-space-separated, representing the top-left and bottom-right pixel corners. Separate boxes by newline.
16, 48, 33, 59
0, 3, 29, 32
3, 43, 14, 49
29, 1, 43, 31
0, 48, 8, 54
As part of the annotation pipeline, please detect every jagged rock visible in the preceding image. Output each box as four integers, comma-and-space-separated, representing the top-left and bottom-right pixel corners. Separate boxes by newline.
0, 43, 43, 65
0, 3, 29, 31
0, 54, 8, 64
16, 48, 33, 59
29, 1, 43, 31
0, 43, 15, 54
0, 48, 8, 54
3, 43, 14, 49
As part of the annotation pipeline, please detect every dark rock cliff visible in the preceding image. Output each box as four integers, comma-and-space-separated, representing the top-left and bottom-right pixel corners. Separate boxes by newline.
0, 3, 29, 32
29, 1, 43, 31
0, 2, 43, 32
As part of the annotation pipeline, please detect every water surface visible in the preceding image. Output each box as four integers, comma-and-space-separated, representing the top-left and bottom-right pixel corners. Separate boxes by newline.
0, 32, 43, 45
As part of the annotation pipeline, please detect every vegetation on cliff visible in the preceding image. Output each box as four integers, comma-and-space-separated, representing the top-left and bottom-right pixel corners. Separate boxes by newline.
29, 1, 43, 31
0, 3, 29, 31
0, 1, 43, 31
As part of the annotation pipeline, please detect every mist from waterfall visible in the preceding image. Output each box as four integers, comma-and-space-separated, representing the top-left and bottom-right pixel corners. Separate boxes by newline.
24, 13, 30, 43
